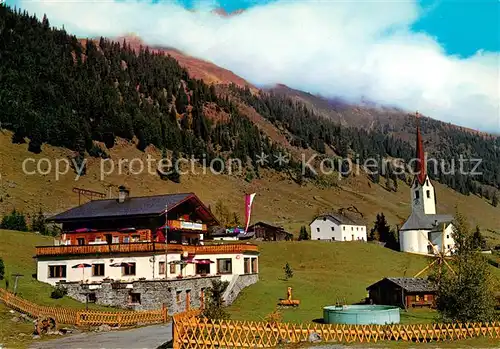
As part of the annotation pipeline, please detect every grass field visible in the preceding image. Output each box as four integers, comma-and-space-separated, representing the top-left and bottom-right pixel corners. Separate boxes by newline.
228, 240, 500, 325
228, 241, 434, 323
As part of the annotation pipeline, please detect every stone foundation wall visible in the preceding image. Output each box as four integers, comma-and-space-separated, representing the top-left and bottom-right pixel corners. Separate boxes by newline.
60, 276, 220, 313
223, 273, 259, 305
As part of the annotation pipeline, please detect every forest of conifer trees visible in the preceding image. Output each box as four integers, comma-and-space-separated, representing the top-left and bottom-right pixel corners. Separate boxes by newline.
1, 5, 499, 197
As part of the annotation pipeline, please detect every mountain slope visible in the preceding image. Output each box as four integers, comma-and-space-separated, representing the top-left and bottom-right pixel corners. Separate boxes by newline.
0, 5, 499, 246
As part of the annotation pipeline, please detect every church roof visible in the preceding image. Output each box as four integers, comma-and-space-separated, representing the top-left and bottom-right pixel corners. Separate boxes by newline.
400, 210, 452, 231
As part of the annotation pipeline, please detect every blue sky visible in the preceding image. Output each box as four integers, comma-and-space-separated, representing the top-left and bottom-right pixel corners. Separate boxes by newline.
7, 0, 500, 131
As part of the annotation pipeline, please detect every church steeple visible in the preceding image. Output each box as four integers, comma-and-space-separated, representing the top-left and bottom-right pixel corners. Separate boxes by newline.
411, 111, 436, 215
414, 112, 426, 185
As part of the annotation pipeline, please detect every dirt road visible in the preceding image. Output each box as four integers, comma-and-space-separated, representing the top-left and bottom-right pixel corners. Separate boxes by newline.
29, 323, 172, 349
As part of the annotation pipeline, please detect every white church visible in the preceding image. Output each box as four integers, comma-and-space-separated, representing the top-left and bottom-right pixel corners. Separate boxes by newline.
399, 117, 455, 256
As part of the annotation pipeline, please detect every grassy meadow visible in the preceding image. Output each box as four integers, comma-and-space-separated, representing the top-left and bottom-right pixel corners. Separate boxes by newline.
228, 241, 435, 323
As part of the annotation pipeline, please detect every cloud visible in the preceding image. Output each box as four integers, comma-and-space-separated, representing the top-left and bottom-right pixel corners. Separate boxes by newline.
16, 0, 500, 132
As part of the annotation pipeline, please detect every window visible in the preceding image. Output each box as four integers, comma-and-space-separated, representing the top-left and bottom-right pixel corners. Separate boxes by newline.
88, 293, 97, 303
123, 263, 136, 276
251, 258, 258, 274
416, 295, 420, 302
426, 179, 429, 186
316, 227, 320, 232
129, 293, 141, 304
356, 227, 359, 231
123, 236, 130, 243
131, 235, 140, 242
446, 235, 449, 239
48, 265, 66, 278
415, 191, 420, 199
423, 295, 429, 302
244, 258, 250, 274
343, 237, 346, 241
331, 227, 334, 231
351, 227, 353, 231
112, 236, 120, 244
92, 264, 105, 277
343, 226, 345, 231
426, 190, 430, 198
332, 237, 335, 241
217, 258, 232, 274
170, 264, 176, 275
195, 264, 210, 275
77, 238, 85, 246
447, 244, 451, 249
159, 262, 165, 275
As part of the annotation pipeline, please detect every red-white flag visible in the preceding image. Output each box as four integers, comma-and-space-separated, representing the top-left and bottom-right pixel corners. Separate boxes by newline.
244, 193, 256, 233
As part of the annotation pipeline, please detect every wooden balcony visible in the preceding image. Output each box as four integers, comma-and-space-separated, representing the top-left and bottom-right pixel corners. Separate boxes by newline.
168, 220, 207, 231
35, 242, 258, 257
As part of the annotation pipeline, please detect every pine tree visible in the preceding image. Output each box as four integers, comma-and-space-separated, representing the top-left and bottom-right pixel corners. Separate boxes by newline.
298, 226, 309, 240
471, 225, 486, 250
0, 258, 4, 281
492, 191, 498, 207
283, 262, 293, 280
201, 279, 230, 320
436, 211, 496, 322
31, 208, 48, 235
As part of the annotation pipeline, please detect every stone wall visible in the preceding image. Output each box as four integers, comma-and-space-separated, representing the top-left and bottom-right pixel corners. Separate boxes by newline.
60, 276, 220, 313
223, 273, 259, 306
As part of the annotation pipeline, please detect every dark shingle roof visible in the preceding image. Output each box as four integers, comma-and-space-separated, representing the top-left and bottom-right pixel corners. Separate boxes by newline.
310, 213, 365, 226
48, 193, 194, 222
367, 277, 437, 292
400, 211, 452, 231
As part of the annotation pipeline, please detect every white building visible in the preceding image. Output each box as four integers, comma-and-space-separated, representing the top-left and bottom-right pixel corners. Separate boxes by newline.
34, 190, 259, 312
399, 118, 455, 256
36, 244, 258, 286
310, 214, 367, 241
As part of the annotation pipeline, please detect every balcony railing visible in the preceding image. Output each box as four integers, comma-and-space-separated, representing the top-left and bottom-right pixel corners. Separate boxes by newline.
35, 242, 259, 257
168, 220, 207, 231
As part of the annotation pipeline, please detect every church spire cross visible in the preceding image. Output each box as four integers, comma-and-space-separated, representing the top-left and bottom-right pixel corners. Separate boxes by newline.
415, 111, 426, 185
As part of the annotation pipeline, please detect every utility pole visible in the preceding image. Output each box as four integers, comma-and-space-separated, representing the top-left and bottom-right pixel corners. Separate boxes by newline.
165, 204, 168, 280
12, 273, 23, 295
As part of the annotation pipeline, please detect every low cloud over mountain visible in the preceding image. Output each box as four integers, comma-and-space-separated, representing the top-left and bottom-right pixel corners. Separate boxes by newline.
18, 0, 499, 132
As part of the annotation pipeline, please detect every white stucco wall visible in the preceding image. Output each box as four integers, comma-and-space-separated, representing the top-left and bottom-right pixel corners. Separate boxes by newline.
400, 225, 455, 256
310, 217, 366, 241
411, 177, 436, 215
399, 229, 430, 255
37, 252, 259, 285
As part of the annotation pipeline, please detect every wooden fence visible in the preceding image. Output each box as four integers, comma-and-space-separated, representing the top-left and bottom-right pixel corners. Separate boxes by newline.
0, 288, 168, 327
173, 309, 500, 348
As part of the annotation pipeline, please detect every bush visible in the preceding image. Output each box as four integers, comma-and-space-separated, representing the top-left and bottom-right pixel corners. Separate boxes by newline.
0, 209, 28, 231
50, 286, 68, 299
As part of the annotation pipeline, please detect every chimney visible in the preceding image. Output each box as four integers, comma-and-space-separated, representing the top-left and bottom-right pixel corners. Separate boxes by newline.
118, 185, 129, 203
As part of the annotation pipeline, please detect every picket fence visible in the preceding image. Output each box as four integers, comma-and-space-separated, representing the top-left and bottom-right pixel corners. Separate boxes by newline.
172, 309, 500, 348
0, 288, 168, 327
